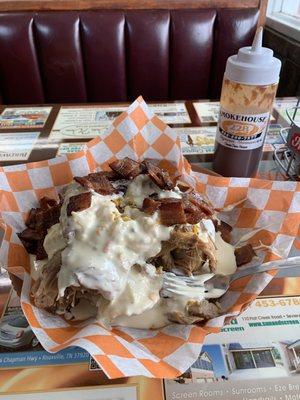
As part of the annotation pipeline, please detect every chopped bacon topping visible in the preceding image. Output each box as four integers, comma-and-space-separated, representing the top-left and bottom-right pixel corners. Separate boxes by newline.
177, 180, 192, 193
36, 241, 48, 260
142, 160, 175, 190
89, 171, 120, 181
215, 221, 233, 243
109, 157, 142, 179
18, 195, 62, 260
235, 244, 256, 266
159, 199, 186, 226
25, 199, 61, 232
75, 174, 115, 195
142, 198, 160, 215
143, 198, 187, 225
88, 174, 115, 195
35, 205, 61, 231
142, 192, 213, 226
17, 228, 43, 255
75, 173, 116, 195
185, 192, 213, 217
67, 192, 92, 216
181, 193, 213, 225
183, 198, 205, 224
26, 208, 40, 229
40, 196, 58, 210
18, 227, 43, 242
74, 176, 94, 190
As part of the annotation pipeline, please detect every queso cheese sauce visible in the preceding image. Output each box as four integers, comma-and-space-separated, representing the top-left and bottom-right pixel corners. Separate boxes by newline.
58, 183, 172, 302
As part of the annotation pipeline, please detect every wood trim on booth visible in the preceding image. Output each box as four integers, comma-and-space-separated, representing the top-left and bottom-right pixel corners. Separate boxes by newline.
257, 0, 268, 27
0, 0, 268, 22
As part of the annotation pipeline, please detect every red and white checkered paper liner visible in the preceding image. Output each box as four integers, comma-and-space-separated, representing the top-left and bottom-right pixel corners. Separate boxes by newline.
0, 97, 299, 379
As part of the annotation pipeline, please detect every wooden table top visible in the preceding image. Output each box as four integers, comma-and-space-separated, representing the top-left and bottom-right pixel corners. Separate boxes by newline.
0, 98, 294, 168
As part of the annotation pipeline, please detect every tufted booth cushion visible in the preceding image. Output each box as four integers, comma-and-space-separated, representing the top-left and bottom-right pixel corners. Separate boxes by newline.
0, 9, 259, 104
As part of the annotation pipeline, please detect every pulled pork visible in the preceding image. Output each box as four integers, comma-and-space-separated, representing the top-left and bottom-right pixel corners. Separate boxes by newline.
151, 227, 217, 275
31, 251, 98, 318
31, 252, 62, 310
168, 300, 221, 325
235, 244, 256, 266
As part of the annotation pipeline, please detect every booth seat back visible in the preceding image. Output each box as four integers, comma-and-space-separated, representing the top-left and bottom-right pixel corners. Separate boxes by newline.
0, 9, 258, 104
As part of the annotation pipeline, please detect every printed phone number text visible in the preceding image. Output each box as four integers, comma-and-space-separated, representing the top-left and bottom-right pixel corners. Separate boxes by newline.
255, 298, 300, 307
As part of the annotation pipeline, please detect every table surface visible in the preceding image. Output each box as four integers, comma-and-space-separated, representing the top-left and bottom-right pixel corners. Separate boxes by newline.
0, 97, 296, 170
0, 98, 299, 398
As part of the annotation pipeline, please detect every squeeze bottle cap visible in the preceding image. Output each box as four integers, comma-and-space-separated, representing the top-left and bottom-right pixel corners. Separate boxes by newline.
224, 27, 281, 86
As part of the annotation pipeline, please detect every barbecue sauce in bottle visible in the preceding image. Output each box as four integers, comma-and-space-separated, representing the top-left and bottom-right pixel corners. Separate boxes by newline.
213, 28, 281, 177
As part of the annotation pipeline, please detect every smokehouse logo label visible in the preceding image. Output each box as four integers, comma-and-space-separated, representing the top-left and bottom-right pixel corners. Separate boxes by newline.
216, 108, 270, 150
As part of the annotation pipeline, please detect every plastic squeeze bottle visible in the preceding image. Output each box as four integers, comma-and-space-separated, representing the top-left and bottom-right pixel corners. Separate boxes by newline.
213, 28, 281, 177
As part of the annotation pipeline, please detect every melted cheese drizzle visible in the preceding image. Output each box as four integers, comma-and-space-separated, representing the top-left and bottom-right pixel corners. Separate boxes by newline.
113, 273, 227, 329
58, 184, 172, 303
215, 232, 237, 275
124, 174, 182, 207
